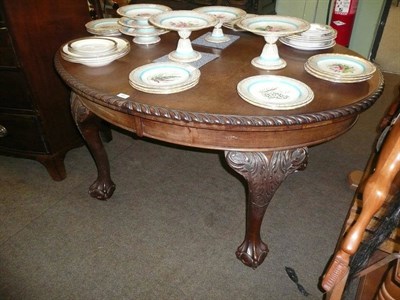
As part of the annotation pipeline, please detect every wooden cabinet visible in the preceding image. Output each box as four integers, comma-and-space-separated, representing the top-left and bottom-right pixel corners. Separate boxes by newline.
0, 1, 92, 180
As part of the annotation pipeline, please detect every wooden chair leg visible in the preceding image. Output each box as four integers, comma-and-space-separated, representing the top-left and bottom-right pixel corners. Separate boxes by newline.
322, 114, 400, 298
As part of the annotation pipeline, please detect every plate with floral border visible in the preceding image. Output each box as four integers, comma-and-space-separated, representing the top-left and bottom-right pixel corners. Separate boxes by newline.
306, 53, 376, 80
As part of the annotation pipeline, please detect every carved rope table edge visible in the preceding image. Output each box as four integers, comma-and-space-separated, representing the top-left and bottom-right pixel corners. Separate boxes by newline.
54, 55, 385, 128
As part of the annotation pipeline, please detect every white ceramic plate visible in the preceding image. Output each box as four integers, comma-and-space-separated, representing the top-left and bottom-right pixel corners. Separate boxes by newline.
129, 62, 200, 92
307, 54, 376, 78
222, 14, 257, 31
236, 15, 310, 37
68, 37, 117, 56
62, 37, 129, 59
299, 23, 336, 38
61, 37, 130, 67
193, 6, 246, 23
118, 17, 153, 29
116, 4, 171, 20
280, 37, 336, 50
119, 26, 168, 37
149, 10, 218, 31
304, 63, 372, 83
237, 75, 314, 110
129, 78, 199, 94
85, 18, 121, 35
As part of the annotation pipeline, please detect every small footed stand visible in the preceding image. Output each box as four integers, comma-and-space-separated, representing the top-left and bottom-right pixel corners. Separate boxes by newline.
252, 36, 287, 70
192, 6, 246, 44
236, 15, 310, 71
206, 22, 230, 43
149, 10, 218, 63
169, 30, 201, 62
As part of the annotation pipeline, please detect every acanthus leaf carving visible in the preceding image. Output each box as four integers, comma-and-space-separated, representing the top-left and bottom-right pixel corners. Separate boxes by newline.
225, 148, 308, 208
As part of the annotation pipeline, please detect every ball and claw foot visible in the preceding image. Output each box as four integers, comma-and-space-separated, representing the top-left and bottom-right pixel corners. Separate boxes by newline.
236, 239, 269, 269
89, 178, 116, 200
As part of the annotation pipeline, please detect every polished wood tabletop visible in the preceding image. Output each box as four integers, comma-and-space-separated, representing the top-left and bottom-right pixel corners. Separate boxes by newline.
55, 27, 384, 269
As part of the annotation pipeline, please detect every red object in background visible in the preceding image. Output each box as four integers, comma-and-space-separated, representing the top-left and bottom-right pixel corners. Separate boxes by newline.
330, 0, 359, 47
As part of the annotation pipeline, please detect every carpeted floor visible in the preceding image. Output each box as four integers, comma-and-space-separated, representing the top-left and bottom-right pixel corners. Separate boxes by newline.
374, 2, 400, 75
0, 72, 398, 299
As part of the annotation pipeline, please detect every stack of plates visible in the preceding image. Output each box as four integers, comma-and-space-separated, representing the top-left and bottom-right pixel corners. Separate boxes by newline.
237, 75, 314, 110
279, 23, 336, 50
222, 14, 257, 31
85, 18, 121, 36
305, 53, 377, 83
117, 4, 171, 45
129, 62, 200, 94
61, 36, 130, 67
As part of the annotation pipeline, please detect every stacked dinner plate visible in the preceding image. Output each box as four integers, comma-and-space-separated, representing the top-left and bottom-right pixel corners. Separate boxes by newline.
222, 14, 257, 31
129, 62, 200, 94
117, 4, 171, 45
85, 18, 121, 36
61, 36, 130, 67
305, 53, 377, 83
237, 75, 314, 110
279, 23, 336, 50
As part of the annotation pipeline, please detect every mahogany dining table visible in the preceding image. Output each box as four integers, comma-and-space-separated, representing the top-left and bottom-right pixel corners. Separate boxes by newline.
54, 27, 384, 269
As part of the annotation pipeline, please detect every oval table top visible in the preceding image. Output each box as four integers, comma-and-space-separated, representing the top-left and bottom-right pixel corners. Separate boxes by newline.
55, 28, 384, 152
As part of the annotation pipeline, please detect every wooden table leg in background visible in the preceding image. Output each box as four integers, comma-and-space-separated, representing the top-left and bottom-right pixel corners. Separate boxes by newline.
225, 149, 308, 268
71, 92, 116, 200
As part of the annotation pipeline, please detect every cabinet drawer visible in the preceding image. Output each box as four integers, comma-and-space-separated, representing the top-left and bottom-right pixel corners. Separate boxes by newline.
0, 27, 18, 67
0, 113, 47, 153
0, 70, 33, 110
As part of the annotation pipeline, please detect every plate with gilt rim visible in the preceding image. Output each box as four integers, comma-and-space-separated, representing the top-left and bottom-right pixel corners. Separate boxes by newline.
304, 63, 373, 83
118, 17, 154, 29
237, 75, 314, 110
129, 62, 200, 92
297, 23, 336, 39
119, 26, 169, 37
279, 37, 336, 50
67, 37, 118, 56
236, 15, 310, 37
149, 10, 218, 32
116, 3, 171, 20
193, 6, 246, 23
306, 53, 376, 78
85, 18, 121, 35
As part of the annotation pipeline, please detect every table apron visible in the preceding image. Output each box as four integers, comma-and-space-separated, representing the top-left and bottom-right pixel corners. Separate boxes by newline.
78, 94, 358, 152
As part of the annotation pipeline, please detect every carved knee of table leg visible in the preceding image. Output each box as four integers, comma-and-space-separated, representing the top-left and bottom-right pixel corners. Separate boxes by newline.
225, 149, 308, 268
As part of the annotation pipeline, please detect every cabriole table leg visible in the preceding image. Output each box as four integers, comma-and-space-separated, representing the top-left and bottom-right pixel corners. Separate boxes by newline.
71, 92, 116, 200
225, 149, 308, 268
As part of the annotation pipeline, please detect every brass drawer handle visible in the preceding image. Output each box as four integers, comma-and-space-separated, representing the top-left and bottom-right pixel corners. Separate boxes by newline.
0, 125, 8, 137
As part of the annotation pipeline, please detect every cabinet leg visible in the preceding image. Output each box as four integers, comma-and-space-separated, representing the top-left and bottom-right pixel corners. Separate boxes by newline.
225, 149, 308, 268
36, 154, 67, 181
71, 93, 115, 200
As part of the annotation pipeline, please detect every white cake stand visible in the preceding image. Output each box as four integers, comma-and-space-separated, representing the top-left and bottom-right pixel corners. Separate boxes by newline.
193, 6, 246, 43
149, 10, 218, 62
116, 4, 171, 45
236, 15, 310, 70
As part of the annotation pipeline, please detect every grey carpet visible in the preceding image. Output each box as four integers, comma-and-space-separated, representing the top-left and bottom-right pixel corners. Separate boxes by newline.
1, 72, 400, 299
375, 3, 400, 75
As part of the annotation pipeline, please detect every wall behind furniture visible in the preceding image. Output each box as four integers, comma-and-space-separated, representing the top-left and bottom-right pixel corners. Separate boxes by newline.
274, 0, 385, 58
